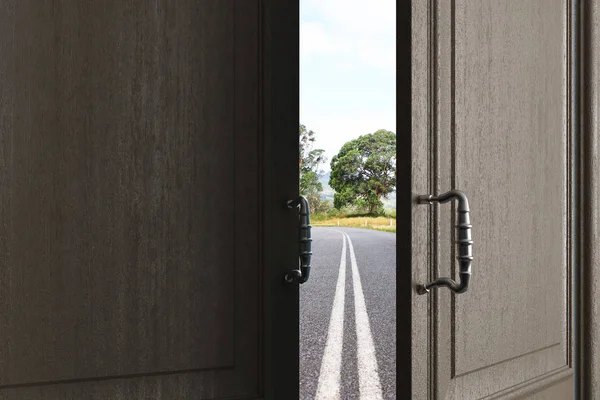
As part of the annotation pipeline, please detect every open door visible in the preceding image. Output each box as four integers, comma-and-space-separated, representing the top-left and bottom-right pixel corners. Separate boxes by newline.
0, 1, 299, 399
402, 1, 577, 398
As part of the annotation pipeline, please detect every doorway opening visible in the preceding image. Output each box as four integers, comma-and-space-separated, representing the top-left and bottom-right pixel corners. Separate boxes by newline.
298, 1, 396, 398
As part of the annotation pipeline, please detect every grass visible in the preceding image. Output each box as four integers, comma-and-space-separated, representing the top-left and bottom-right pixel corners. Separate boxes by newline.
312, 216, 396, 233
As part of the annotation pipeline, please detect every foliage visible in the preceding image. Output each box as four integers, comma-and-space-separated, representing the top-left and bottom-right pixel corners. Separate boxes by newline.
312, 206, 395, 222
299, 124, 328, 214
329, 129, 396, 214
311, 215, 396, 233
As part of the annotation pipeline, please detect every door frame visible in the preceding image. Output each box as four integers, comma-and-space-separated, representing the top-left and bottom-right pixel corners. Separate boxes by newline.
261, 0, 301, 399
396, 0, 414, 395
399, 0, 600, 398
579, 0, 600, 397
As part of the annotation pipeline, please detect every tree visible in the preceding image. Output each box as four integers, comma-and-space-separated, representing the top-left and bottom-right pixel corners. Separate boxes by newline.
299, 125, 328, 213
329, 129, 396, 214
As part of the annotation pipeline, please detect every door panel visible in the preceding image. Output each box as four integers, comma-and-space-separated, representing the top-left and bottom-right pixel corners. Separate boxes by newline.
2, 0, 236, 384
411, 1, 575, 399
452, 0, 571, 391
522, 378, 574, 400
0, 1, 297, 398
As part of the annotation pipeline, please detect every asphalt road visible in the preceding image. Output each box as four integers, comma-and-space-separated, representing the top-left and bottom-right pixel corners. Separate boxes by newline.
300, 227, 396, 400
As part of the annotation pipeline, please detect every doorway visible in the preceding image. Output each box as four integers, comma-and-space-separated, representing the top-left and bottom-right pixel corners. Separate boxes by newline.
299, 1, 397, 398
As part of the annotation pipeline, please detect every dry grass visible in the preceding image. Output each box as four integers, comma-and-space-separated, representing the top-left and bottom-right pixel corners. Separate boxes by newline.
313, 216, 396, 233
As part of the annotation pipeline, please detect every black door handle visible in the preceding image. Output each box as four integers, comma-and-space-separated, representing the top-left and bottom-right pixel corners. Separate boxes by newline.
416, 190, 473, 294
284, 196, 312, 284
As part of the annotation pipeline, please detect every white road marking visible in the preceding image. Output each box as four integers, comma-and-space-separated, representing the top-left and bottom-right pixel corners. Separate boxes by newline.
315, 231, 347, 400
344, 231, 384, 400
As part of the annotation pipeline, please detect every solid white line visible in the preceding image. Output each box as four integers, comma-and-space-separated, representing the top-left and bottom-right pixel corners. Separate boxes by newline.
315, 231, 347, 400
344, 231, 384, 400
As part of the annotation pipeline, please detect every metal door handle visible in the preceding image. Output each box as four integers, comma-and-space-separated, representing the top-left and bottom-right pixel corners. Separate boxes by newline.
416, 190, 473, 294
284, 196, 312, 284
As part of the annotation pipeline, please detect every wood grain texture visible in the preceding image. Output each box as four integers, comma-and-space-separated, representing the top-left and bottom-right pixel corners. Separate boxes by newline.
259, 0, 301, 399
413, 0, 576, 398
453, 0, 574, 396
432, 2, 454, 398
397, 0, 414, 396
516, 376, 574, 400
0, 0, 264, 398
454, 0, 567, 374
580, 0, 600, 398
408, 0, 431, 398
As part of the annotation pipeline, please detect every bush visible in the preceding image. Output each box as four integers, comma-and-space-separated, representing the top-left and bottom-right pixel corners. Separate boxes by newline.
305, 195, 331, 215
311, 213, 329, 221
326, 208, 343, 218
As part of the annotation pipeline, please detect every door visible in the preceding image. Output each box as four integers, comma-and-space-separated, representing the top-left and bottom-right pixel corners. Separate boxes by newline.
404, 1, 577, 398
0, 1, 299, 399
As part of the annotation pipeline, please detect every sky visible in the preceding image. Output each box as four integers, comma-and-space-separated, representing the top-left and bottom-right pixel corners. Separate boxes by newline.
300, 0, 396, 171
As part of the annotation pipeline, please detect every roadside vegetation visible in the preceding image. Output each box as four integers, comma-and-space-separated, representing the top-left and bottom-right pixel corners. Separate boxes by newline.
311, 210, 396, 233
299, 125, 396, 233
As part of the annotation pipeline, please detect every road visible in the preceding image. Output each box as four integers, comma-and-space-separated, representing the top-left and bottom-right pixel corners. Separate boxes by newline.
300, 227, 396, 400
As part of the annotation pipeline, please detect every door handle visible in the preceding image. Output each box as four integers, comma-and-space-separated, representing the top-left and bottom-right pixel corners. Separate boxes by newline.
416, 190, 473, 294
284, 196, 312, 284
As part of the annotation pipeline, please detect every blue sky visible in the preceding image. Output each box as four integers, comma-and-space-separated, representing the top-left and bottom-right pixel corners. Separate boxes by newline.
300, 0, 396, 170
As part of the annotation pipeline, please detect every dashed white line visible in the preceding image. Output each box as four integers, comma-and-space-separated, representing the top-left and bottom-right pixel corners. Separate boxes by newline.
344, 231, 384, 400
315, 231, 347, 400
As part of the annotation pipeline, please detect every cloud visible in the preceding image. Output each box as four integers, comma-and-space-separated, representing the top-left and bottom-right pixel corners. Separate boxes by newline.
300, 0, 396, 166
300, 0, 396, 75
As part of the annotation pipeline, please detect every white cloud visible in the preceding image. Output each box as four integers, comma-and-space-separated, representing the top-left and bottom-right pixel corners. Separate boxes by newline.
300, 0, 396, 166
301, 0, 396, 74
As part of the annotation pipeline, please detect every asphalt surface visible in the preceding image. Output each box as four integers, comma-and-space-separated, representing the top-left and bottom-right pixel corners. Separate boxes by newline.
300, 227, 396, 400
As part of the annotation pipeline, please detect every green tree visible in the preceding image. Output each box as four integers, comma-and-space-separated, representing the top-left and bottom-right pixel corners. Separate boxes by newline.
329, 129, 396, 214
299, 125, 328, 214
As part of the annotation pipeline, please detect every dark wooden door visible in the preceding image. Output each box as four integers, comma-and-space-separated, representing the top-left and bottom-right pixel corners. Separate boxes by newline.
404, 1, 577, 398
0, 1, 299, 399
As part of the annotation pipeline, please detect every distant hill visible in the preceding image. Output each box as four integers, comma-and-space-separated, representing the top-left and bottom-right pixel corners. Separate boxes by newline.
318, 171, 396, 210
